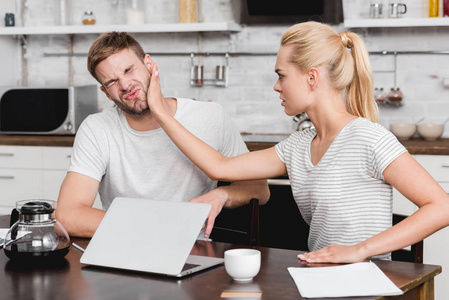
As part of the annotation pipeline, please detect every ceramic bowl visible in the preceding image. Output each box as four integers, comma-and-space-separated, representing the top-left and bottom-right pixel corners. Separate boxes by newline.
224, 249, 261, 282
390, 123, 416, 140
417, 124, 444, 141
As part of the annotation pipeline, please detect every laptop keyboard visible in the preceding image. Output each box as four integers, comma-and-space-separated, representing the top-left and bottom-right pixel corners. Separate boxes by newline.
182, 263, 200, 272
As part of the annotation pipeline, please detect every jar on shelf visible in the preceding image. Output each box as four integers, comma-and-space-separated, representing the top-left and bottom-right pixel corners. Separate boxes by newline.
82, 11, 96, 25
126, 0, 145, 25
4, 13, 15, 27
444, 0, 449, 17
429, 0, 439, 17
375, 87, 387, 103
179, 0, 197, 23
54, 0, 69, 26
387, 87, 403, 103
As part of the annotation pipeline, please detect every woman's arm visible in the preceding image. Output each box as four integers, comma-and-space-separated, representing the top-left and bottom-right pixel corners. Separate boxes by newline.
147, 64, 287, 181
299, 152, 449, 263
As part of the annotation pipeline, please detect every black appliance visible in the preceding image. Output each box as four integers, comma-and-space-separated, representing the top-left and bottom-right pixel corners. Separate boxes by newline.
233, 0, 343, 25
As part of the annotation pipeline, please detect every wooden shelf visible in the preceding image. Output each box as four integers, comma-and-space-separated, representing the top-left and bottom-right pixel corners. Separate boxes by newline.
344, 17, 449, 28
0, 22, 242, 36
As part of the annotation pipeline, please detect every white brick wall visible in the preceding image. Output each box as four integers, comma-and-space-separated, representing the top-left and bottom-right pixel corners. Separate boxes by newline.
1, 0, 449, 136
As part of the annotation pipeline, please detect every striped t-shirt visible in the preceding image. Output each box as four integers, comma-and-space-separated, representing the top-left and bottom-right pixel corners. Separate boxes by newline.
275, 118, 407, 260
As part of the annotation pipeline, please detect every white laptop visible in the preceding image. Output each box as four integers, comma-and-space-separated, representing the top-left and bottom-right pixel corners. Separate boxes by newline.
80, 197, 224, 277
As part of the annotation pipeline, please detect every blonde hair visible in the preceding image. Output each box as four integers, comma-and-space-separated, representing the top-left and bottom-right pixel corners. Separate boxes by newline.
281, 22, 378, 123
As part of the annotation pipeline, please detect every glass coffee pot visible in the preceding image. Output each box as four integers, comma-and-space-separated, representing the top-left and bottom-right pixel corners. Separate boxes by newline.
4, 200, 70, 261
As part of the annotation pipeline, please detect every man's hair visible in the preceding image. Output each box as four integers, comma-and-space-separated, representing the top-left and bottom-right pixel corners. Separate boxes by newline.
87, 32, 146, 82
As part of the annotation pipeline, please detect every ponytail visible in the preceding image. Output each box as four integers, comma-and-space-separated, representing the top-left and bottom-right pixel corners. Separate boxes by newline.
342, 32, 379, 123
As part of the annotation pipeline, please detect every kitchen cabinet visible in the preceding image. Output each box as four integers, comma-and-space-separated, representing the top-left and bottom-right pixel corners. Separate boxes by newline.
414, 156, 449, 300
393, 154, 449, 300
0, 145, 101, 215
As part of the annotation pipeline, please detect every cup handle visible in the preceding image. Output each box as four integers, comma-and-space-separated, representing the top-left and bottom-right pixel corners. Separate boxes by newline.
400, 4, 407, 14
10, 208, 19, 227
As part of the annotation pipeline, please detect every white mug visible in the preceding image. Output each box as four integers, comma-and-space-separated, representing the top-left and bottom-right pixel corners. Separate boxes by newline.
389, 3, 407, 18
224, 249, 261, 282
370, 3, 383, 18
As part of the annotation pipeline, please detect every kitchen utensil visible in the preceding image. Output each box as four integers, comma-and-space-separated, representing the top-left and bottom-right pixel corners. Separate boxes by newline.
390, 123, 416, 140
389, 3, 407, 18
216, 65, 226, 81
293, 112, 314, 131
370, 3, 383, 18
3, 200, 70, 262
417, 123, 444, 141
387, 87, 403, 102
415, 117, 425, 125
191, 65, 203, 86
225, 249, 261, 282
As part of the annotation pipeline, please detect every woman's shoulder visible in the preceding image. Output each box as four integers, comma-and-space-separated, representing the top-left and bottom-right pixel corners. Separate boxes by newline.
280, 128, 316, 146
342, 118, 400, 151
347, 118, 390, 138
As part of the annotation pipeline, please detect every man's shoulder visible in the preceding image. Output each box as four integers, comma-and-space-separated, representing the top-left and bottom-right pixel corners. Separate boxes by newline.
84, 106, 120, 124
78, 106, 121, 136
176, 98, 224, 121
177, 98, 222, 111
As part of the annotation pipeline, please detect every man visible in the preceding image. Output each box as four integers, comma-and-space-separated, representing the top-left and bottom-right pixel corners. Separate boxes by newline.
55, 32, 270, 238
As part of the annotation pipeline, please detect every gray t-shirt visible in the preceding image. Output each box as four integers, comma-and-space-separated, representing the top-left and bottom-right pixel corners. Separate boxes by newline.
69, 98, 248, 210
275, 118, 407, 260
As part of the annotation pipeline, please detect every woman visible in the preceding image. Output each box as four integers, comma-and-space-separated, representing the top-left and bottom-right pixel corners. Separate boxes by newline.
147, 22, 449, 263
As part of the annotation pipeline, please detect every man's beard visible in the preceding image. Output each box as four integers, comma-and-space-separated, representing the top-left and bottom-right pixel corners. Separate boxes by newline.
112, 76, 151, 116
113, 98, 149, 116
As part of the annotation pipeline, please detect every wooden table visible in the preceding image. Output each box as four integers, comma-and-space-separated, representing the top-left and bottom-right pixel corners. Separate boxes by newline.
0, 216, 442, 300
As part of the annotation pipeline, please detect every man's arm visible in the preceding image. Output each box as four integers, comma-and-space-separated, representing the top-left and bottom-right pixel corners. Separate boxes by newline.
55, 171, 105, 238
189, 179, 270, 238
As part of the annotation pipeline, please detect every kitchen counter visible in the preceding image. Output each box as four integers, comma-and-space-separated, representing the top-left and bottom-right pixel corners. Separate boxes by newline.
1, 134, 449, 155
0, 134, 75, 147
243, 134, 449, 155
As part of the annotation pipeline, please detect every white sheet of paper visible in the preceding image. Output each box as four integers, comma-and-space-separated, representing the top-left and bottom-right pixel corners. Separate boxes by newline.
288, 262, 403, 298
0, 228, 9, 237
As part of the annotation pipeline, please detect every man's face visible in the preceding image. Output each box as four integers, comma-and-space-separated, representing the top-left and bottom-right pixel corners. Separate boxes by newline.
96, 48, 153, 117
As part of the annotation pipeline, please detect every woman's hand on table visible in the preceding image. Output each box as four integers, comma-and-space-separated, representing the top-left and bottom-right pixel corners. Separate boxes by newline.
298, 244, 366, 264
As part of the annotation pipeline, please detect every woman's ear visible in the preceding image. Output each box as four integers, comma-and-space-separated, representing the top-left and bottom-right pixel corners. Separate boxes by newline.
307, 68, 320, 90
